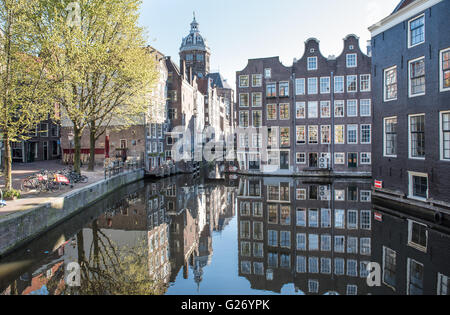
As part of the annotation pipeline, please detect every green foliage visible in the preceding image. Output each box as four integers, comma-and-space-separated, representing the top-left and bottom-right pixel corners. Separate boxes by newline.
3, 189, 21, 200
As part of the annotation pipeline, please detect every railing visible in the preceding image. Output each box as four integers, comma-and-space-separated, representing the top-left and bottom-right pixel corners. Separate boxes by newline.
104, 159, 143, 179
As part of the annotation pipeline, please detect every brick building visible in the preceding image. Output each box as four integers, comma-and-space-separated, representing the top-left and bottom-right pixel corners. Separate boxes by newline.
369, 0, 450, 210
236, 35, 372, 177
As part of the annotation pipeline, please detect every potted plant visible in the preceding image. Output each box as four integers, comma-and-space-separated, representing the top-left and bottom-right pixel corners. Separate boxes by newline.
4, 189, 21, 201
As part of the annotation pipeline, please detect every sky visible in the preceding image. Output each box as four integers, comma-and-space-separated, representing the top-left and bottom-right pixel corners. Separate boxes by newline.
139, 0, 400, 89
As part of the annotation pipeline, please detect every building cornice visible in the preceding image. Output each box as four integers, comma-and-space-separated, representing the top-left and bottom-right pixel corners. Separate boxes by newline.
368, 0, 442, 37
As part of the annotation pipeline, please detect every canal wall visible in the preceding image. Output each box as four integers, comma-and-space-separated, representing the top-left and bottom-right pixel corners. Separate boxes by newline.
0, 169, 145, 257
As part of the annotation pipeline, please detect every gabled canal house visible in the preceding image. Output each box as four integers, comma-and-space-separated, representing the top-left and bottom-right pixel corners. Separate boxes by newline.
369, 0, 450, 213
236, 35, 372, 177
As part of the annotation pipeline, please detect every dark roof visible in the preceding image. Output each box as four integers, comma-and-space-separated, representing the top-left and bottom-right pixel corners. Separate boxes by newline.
393, 0, 417, 13
207, 72, 232, 89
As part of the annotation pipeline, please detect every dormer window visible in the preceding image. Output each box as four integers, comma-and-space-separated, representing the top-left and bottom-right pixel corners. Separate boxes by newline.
307, 57, 318, 71
264, 68, 272, 79
346, 54, 357, 68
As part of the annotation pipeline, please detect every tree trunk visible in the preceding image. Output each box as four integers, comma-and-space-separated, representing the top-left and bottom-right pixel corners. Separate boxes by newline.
88, 122, 96, 171
4, 133, 12, 191
73, 126, 82, 174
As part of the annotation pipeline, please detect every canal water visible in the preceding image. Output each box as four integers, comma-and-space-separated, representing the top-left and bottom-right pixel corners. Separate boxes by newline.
0, 174, 449, 295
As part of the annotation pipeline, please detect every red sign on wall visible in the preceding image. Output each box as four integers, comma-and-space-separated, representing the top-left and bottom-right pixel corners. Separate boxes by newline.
374, 180, 383, 189
374, 212, 383, 222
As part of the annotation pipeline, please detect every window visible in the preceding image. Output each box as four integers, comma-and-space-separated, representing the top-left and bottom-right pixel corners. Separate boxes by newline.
296, 209, 306, 226
347, 100, 358, 117
408, 220, 428, 251
409, 57, 426, 97
335, 190, 345, 201
309, 257, 319, 274
253, 202, 263, 217
239, 93, 249, 107
295, 78, 305, 95
296, 126, 306, 144
347, 210, 358, 229
440, 48, 450, 91
334, 76, 344, 93
239, 75, 249, 87
168, 108, 177, 120
384, 66, 398, 101
335, 258, 345, 275
296, 256, 306, 273
347, 125, 358, 144
321, 125, 331, 144
254, 262, 264, 275
383, 247, 397, 289
279, 104, 290, 120
297, 233, 306, 250
361, 153, 372, 165
334, 236, 345, 253
309, 209, 319, 228
360, 238, 371, 255
321, 258, 331, 274
268, 230, 278, 247
296, 153, 306, 164
241, 242, 251, 257
280, 231, 291, 248
334, 101, 344, 117
240, 221, 250, 239
321, 235, 331, 251
239, 134, 249, 148
360, 74, 371, 92
409, 115, 425, 159
346, 54, 357, 68
280, 206, 291, 225
266, 83, 276, 97
308, 126, 318, 144
347, 75, 357, 92
308, 78, 318, 94
361, 124, 371, 144
360, 99, 371, 117
252, 74, 262, 87
280, 127, 290, 146
335, 125, 345, 144
241, 261, 251, 274
267, 104, 277, 120
239, 111, 249, 128
254, 243, 264, 258
360, 190, 371, 202
437, 273, 449, 295
252, 92, 262, 107
441, 112, 450, 160
408, 172, 429, 201
347, 285, 358, 296
279, 81, 289, 97
384, 117, 398, 157
309, 234, 319, 251
308, 101, 318, 118
321, 209, 331, 228
334, 153, 345, 164
320, 77, 330, 94
335, 210, 345, 229
407, 259, 424, 295
280, 254, 290, 268
320, 101, 331, 118
347, 237, 358, 254
40, 123, 48, 137
307, 56, 318, 70
253, 111, 262, 128
296, 102, 305, 119
408, 15, 425, 48
347, 260, 358, 277
360, 210, 371, 230
252, 134, 262, 148
268, 253, 278, 268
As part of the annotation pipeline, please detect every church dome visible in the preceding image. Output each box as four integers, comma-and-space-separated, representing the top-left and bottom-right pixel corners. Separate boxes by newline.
180, 14, 210, 53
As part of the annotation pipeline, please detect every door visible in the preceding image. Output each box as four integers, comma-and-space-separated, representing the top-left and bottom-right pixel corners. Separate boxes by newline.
309, 153, 318, 168
280, 151, 289, 170
348, 153, 357, 168
43, 141, 48, 161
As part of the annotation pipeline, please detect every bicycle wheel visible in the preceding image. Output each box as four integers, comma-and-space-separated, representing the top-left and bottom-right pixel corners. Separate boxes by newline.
21, 178, 37, 192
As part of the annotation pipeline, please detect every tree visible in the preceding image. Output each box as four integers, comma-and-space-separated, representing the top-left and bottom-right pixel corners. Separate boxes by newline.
0, 0, 53, 191
34, 0, 157, 174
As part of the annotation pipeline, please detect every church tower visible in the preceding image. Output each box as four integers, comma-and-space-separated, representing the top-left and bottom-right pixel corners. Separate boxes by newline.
179, 13, 211, 80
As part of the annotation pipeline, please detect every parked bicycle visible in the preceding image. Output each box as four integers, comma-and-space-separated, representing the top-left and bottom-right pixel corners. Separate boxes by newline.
21, 168, 88, 193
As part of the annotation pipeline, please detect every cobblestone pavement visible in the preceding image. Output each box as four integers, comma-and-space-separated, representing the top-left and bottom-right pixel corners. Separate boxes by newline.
0, 160, 106, 218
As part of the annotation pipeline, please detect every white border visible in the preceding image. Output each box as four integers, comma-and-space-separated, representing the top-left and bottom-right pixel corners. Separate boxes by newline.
440, 47, 450, 92
408, 56, 426, 98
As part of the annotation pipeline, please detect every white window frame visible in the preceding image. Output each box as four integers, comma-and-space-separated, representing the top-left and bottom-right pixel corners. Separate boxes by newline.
440, 47, 450, 92
320, 101, 331, 118
334, 76, 344, 94
408, 114, 425, 160
408, 56, 426, 98
252, 74, 262, 87
347, 100, 358, 117
239, 75, 249, 88
239, 93, 249, 108
320, 77, 330, 94
307, 56, 318, 71
264, 68, 272, 79
360, 99, 371, 117
346, 53, 357, 68
407, 258, 424, 295
407, 219, 428, 252
308, 77, 318, 95
347, 125, 358, 144
384, 66, 398, 102
384, 116, 398, 158
295, 78, 305, 95
296, 152, 306, 164
252, 92, 262, 107
408, 14, 425, 49
347, 75, 358, 93
360, 124, 372, 144
308, 101, 318, 119
408, 171, 429, 201
440, 110, 450, 161
360, 152, 372, 165
296, 102, 306, 119
360, 74, 371, 92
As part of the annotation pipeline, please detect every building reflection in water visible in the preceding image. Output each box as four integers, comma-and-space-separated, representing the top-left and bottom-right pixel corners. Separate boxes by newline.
0, 175, 448, 295
237, 177, 374, 295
